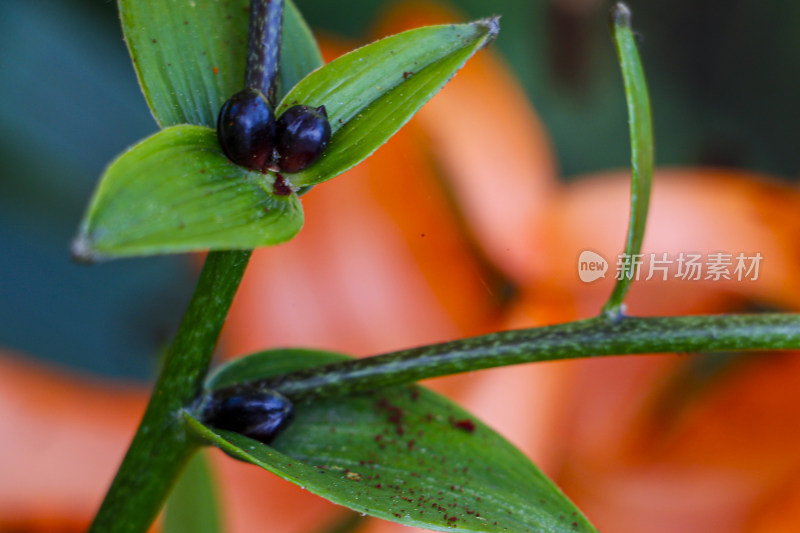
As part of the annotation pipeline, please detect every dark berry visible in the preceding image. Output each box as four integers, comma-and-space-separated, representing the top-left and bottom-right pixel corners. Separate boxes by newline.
275, 105, 331, 173
201, 388, 294, 445
217, 88, 276, 171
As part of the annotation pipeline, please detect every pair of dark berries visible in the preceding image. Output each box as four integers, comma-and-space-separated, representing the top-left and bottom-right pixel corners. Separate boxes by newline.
217, 88, 331, 174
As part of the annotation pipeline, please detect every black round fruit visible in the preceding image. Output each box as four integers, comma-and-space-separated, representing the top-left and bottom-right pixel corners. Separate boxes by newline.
201, 388, 294, 445
217, 88, 276, 171
275, 105, 331, 173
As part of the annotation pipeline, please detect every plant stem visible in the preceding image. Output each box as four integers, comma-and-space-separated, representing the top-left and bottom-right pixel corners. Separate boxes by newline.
246, 0, 284, 105
602, 2, 654, 315
253, 313, 800, 401
88, 250, 251, 533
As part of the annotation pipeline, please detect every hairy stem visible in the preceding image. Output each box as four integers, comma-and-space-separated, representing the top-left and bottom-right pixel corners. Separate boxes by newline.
246, 0, 285, 105
241, 313, 800, 401
88, 251, 250, 533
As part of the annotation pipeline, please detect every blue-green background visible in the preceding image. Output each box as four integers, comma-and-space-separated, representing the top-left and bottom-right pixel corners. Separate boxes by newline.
1, 0, 798, 380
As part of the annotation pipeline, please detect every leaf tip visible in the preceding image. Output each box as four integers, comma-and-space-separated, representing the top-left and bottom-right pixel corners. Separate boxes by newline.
609, 2, 632, 30
478, 16, 501, 48
70, 233, 103, 264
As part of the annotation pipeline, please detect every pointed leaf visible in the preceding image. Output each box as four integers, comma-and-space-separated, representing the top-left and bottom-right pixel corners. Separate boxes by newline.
187, 349, 598, 533
72, 125, 303, 261
119, 0, 323, 128
276, 18, 499, 187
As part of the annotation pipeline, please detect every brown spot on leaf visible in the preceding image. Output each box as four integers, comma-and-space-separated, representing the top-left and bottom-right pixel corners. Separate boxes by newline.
273, 173, 292, 196
452, 419, 476, 433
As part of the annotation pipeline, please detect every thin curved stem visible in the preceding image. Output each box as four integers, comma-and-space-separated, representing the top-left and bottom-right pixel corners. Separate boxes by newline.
603, 2, 654, 315
234, 313, 800, 401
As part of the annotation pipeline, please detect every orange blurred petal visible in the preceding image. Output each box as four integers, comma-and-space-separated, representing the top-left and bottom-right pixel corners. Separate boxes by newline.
373, 1, 558, 285
751, 473, 800, 533
0, 351, 147, 530
643, 354, 800, 478
556, 352, 800, 533
542, 168, 800, 317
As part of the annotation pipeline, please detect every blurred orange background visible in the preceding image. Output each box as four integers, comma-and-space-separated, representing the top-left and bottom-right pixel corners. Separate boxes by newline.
2, 1, 800, 532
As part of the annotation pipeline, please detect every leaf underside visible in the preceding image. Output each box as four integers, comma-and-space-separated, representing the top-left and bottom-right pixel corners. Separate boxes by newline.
72, 126, 303, 261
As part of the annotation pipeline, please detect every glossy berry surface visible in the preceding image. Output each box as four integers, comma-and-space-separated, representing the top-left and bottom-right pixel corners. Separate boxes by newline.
275, 105, 331, 173
217, 88, 276, 171
201, 388, 294, 445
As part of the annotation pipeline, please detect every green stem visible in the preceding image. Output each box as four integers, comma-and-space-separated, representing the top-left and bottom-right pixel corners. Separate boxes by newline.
602, 2, 654, 315
257, 313, 800, 400
89, 250, 251, 533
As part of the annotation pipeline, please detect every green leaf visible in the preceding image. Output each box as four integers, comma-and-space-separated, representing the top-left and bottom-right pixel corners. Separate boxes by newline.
119, 0, 323, 128
276, 18, 499, 187
602, 3, 654, 315
164, 450, 222, 533
75, 0, 322, 259
188, 349, 598, 533
72, 125, 302, 260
